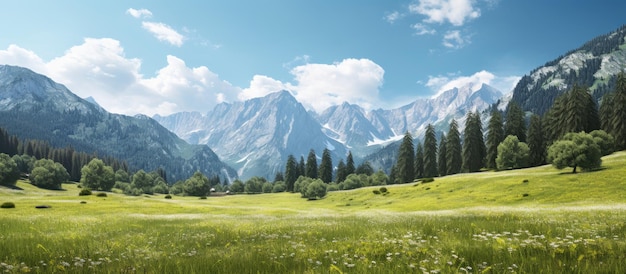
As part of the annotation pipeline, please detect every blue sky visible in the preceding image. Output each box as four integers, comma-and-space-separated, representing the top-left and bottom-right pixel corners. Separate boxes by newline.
1, 1, 625, 115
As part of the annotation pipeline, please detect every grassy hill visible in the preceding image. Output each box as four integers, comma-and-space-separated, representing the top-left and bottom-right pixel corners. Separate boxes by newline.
1, 152, 625, 273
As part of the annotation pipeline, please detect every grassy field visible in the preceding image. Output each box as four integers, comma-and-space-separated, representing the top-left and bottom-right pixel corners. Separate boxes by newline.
1, 152, 626, 273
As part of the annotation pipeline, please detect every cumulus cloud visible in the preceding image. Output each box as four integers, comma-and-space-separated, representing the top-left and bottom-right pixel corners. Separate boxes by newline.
240, 58, 385, 113
141, 22, 185, 47
412, 23, 436, 35
0, 39, 239, 116
409, 0, 481, 26
425, 70, 519, 97
126, 8, 152, 19
442, 30, 470, 49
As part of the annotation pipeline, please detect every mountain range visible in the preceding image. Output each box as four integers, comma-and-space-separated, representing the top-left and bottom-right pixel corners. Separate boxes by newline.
0, 65, 236, 183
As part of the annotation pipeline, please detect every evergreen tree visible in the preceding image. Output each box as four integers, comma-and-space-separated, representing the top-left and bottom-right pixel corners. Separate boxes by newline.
335, 159, 347, 183
462, 112, 486, 172
545, 84, 601, 143
599, 93, 615, 134
298, 156, 306, 178
611, 72, 626, 150
355, 161, 374, 176
504, 101, 526, 142
446, 119, 462, 175
486, 109, 505, 169
345, 151, 355, 175
273, 171, 284, 183
527, 114, 546, 166
319, 148, 333, 183
396, 132, 415, 183
285, 155, 298, 192
423, 124, 438, 177
305, 149, 318, 179
414, 142, 424, 179
389, 164, 398, 184
437, 133, 447, 177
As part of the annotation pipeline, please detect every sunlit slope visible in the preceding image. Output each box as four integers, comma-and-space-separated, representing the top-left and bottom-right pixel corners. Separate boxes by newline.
2, 151, 625, 216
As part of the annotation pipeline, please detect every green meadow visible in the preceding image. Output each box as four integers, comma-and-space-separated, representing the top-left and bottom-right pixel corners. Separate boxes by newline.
2, 152, 626, 273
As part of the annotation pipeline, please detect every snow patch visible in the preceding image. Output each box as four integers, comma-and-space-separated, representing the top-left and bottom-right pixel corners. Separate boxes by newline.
236, 152, 254, 163
325, 140, 335, 151
367, 134, 403, 147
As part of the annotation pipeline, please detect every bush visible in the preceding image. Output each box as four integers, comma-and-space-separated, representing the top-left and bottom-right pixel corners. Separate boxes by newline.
1, 202, 15, 208
372, 190, 381, 195
199, 196, 207, 199
379, 187, 388, 193
96, 192, 107, 197
79, 189, 92, 196
164, 194, 172, 199
304, 180, 327, 200
326, 183, 339, 192
421, 178, 434, 183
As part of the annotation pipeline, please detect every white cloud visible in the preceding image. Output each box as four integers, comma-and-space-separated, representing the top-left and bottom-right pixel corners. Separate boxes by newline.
442, 30, 470, 49
425, 70, 519, 97
126, 8, 152, 19
141, 22, 185, 47
409, 0, 481, 26
384, 11, 404, 24
412, 23, 436, 35
240, 58, 385, 113
0, 39, 240, 116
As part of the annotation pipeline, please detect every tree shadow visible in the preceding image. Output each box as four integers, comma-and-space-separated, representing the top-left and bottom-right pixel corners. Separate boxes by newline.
1, 184, 24, 190
557, 167, 607, 175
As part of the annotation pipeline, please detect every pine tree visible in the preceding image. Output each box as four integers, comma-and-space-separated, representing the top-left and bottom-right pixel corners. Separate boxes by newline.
504, 101, 526, 142
346, 151, 355, 175
446, 119, 462, 175
438, 133, 447, 177
599, 93, 615, 134
285, 155, 298, 192
544, 84, 601, 144
462, 112, 486, 172
396, 131, 415, 183
486, 109, 505, 169
335, 159, 347, 183
611, 72, 626, 150
298, 156, 306, 178
414, 142, 424, 179
527, 114, 546, 166
305, 149, 318, 179
319, 148, 333, 183
423, 124, 438, 178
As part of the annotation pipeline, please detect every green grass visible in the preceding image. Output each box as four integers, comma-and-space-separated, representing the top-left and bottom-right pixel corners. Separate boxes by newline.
1, 152, 626, 273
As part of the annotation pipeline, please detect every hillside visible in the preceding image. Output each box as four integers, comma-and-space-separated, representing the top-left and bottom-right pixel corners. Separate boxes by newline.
3, 151, 625, 212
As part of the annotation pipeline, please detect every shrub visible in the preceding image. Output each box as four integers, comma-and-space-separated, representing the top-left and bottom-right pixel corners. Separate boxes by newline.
96, 192, 107, 197
421, 178, 434, 183
164, 194, 172, 199
326, 183, 339, 192
523, 179, 529, 183
199, 196, 207, 200
304, 180, 327, 200
1, 202, 15, 208
379, 187, 388, 193
79, 189, 92, 196
372, 190, 381, 195
80, 201, 87, 204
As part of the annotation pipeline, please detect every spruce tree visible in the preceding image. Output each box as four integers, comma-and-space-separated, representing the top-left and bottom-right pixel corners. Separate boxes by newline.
599, 93, 615, 134
414, 142, 424, 179
319, 148, 333, 183
486, 109, 505, 169
305, 149, 318, 179
285, 155, 298, 192
527, 114, 546, 166
504, 101, 526, 142
462, 112, 486, 172
423, 124, 438, 177
446, 119, 462, 175
298, 156, 306, 178
611, 72, 626, 150
335, 159, 347, 183
346, 151, 355, 175
396, 132, 415, 183
437, 133, 447, 177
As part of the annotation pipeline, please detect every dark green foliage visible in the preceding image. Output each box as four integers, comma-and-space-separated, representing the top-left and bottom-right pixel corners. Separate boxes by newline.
345, 152, 355, 176
379, 187, 388, 193
294, 176, 313, 195
544, 85, 600, 144
130, 170, 154, 195
182, 171, 210, 196
304, 180, 327, 200
11, 154, 34, 174
446, 120, 462, 175
0, 153, 20, 186
80, 158, 115, 191
496, 135, 530, 170
437, 133, 447, 177
262, 182, 273, 193
340, 174, 365, 190
610, 72, 626, 150
599, 93, 615, 134
29, 158, 69, 189
373, 190, 381, 195
423, 124, 438, 178
355, 161, 374, 176
96, 192, 107, 197
414, 142, 424, 179
230, 180, 244, 194
421, 177, 435, 183
244, 176, 266, 194
462, 112, 486, 173
486, 109, 505, 169
504, 102, 526, 142
527, 114, 546, 166
272, 181, 287, 193
284, 155, 298, 192
590, 130, 615, 156
326, 183, 339, 192
335, 159, 347, 183
115, 169, 130, 183
396, 132, 415, 183
199, 196, 207, 200
319, 148, 333, 183
273, 171, 284, 183
305, 149, 318, 179
164, 194, 172, 199
1, 202, 15, 208
370, 170, 388, 186
79, 189, 92, 196
298, 156, 306, 179
547, 132, 602, 173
